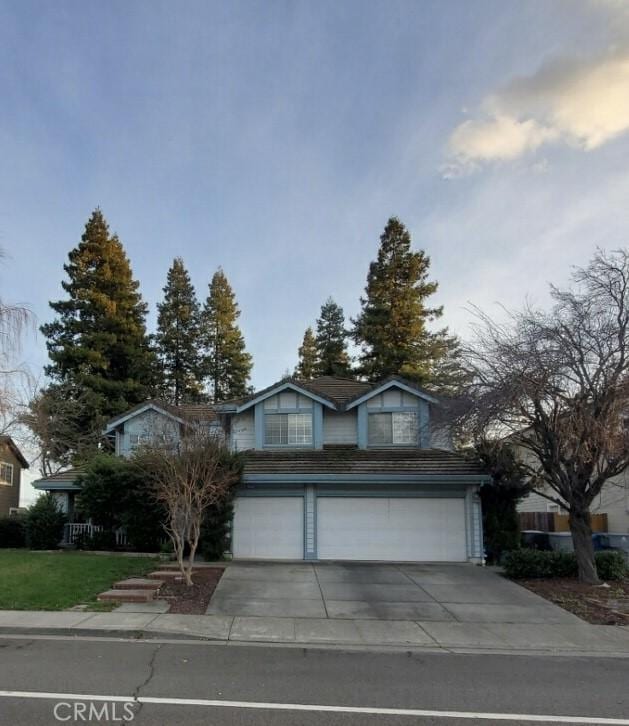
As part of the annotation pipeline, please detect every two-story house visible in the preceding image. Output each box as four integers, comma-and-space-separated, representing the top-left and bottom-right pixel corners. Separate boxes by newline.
34, 375, 488, 562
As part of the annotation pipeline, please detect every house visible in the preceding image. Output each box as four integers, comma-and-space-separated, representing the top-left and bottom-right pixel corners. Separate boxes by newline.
0, 436, 29, 517
33, 375, 489, 562
518, 478, 629, 534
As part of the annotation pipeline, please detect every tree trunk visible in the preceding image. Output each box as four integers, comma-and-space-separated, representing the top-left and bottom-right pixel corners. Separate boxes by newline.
569, 507, 599, 585
185, 541, 197, 587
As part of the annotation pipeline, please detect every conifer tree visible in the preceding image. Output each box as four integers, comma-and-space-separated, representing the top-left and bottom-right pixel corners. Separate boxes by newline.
37, 209, 156, 463
295, 327, 318, 379
315, 298, 352, 377
155, 258, 204, 405
201, 268, 252, 402
352, 217, 456, 385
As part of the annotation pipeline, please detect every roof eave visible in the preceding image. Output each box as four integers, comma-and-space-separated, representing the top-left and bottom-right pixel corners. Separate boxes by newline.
242, 473, 489, 484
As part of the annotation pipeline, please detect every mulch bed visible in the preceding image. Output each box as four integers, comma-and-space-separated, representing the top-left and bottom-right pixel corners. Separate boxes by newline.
159, 567, 224, 615
519, 577, 629, 625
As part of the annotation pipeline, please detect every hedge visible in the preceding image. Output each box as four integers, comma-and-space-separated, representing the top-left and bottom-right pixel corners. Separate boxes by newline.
0, 516, 26, 548
503, 548, 626, 581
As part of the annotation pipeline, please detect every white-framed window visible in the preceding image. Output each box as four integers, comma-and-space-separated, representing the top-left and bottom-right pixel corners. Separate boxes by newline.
0, 461, 13, 485
265, 413, 313, 446
368, 411, 418, 446
128, 433, 150, 451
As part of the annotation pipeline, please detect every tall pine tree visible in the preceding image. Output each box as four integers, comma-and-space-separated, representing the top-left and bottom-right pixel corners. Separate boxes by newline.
201, 268, 252, 402
352, 217, 456, 385
155, 258, 204, 405
295, 327, 318, 379
37, 209, 156, 463
315, 298, 352, 377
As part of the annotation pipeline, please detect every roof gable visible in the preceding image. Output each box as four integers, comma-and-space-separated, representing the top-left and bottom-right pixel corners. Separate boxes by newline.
104, 400, 188, 432
344, 377, 439, 410
0, 436, 29, 468
236, 381, 338, 412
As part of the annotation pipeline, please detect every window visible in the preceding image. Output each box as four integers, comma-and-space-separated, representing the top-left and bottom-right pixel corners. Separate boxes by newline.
128, 433, 150, 451
265, 413, 313, 446
368, 411, 418, 446
0, 461, 13, 485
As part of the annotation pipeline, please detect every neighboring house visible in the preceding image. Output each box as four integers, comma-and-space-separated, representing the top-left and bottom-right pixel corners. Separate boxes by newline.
0, 436, 29, 517
518, 477, 629, 534
33, 375, 489, 562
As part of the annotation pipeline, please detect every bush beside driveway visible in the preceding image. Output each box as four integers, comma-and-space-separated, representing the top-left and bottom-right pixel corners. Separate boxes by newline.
0, 550, 158, 610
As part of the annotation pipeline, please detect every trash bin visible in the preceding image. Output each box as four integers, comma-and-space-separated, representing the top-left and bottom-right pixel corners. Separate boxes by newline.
548, 532, 574, 552
603, 534, 629, 563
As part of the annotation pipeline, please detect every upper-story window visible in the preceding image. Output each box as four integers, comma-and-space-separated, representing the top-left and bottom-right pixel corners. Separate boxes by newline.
129, 433, 150, 451
265, 413, 313, 446
0, 461, 13, 485
368, 411, 418, 446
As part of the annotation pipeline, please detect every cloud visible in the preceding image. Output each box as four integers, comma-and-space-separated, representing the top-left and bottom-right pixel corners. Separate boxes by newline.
445, 49, 629, 174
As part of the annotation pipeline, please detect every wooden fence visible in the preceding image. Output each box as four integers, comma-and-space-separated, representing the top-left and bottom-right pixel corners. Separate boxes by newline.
518, 512, 608, 532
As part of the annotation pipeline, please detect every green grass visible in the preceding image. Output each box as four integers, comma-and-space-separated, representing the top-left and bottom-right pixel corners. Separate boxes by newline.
0, 550, 158, 610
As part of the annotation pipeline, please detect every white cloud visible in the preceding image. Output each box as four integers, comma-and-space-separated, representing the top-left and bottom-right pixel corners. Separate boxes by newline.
446, 49, 629, 173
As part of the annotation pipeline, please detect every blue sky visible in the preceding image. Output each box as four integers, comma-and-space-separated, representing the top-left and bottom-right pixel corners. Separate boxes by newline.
3, 1, 629, 496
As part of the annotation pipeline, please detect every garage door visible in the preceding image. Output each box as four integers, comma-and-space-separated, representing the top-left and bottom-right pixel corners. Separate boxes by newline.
317, 497, 467, 562
232, 497, 303, 560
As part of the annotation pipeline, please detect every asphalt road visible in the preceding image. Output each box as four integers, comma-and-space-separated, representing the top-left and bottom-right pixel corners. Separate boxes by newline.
0, 634, 628, 725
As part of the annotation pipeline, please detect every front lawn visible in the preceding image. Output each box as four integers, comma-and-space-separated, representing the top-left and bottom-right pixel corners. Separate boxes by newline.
0, 550, 158, 610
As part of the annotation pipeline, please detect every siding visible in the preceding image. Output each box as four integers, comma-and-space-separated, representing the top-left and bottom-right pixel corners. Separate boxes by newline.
429, 425, 453, 451
323, 411, 357, 445
0, 443, 21, 515
264, 392, 312, 410
231, 410, 255, 451
366, 389, 418, 409
119, 410, 179, 457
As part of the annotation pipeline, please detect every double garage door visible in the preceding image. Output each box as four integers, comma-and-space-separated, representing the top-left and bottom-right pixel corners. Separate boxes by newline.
232, 496, 467, 562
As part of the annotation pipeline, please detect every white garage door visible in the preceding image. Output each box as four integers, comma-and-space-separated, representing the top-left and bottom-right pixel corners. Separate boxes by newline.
317, 497, 467, 562
233, 497, 303, 560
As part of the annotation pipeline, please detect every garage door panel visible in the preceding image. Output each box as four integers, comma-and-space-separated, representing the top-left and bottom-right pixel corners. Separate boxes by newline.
233, 497, 303, 560
317, 497, 467, 562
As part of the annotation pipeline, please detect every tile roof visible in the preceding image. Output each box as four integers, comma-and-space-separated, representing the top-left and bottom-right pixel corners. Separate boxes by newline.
242, 447, 487, 477
297, 376, 374, 405
32, 466, 86, 488
106, 399, 217, 429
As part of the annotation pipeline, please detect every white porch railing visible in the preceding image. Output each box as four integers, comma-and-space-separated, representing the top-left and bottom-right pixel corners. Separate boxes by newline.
62, 523, 128, 547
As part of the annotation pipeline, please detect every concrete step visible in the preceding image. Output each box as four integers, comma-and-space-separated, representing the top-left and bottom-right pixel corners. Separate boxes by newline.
97, 588, 155, 603
113, 578, 163, 591
147, 570, 184, 581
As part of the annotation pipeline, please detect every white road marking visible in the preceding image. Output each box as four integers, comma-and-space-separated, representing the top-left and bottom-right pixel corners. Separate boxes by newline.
0, 690, 627, 724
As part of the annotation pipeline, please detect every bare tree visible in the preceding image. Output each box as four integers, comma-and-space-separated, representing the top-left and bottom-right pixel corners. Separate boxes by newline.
456, 249, 629, 584
0, 256, 33, 433
139, 426, 241, 585
23, 382, 105, 475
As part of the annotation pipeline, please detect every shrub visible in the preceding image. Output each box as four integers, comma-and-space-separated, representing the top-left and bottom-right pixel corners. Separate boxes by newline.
475, 440, 530, 565
77, 454, 165, 552
74, 529, 117, 551
503, 548, 627, 580
595, 550, 627, 581
26, 493, 66, 549
199, 493, 234, 561
0, 515, 26, 548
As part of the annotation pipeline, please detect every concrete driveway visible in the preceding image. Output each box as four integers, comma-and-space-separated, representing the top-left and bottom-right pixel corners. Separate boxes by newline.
206, 562, 577, 624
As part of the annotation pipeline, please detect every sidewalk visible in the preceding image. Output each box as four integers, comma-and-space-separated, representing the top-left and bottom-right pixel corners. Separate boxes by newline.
1, 609, 629, 656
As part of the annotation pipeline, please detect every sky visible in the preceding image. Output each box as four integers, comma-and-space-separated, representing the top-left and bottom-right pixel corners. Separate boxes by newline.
2, 0, 629, 501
